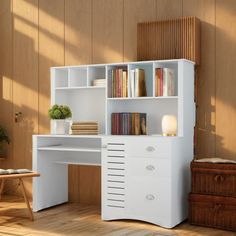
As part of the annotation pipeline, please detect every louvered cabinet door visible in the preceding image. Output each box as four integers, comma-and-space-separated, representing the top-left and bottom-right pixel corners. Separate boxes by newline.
102, 138, 127, 220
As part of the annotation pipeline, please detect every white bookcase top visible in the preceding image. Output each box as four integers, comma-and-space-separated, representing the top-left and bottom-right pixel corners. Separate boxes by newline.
50, 59, 195, 137
51, 59, 195, 69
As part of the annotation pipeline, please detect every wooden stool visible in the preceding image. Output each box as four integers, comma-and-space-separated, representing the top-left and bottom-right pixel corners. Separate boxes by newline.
0, 172, 40, 221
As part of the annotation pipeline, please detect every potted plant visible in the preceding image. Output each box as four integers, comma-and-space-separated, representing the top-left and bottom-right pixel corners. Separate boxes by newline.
48, 104, 72, 134
0, 126, 10, 157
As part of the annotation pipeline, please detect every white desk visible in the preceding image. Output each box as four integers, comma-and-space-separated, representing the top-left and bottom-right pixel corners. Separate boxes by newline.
32, 134, 193, 228
32, 135, 103, 212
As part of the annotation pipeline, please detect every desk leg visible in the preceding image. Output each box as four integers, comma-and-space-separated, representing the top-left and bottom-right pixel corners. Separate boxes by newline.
33, 159, 68, 212
0, 179, 5, 200
19, 178, 34, 221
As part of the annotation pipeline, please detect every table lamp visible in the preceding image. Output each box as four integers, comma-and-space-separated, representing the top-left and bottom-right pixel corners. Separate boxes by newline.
162, 115, 177, 136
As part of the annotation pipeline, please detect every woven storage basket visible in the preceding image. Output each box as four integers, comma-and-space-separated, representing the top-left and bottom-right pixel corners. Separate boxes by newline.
189, 193, 236, 231
191, 161, 236, 197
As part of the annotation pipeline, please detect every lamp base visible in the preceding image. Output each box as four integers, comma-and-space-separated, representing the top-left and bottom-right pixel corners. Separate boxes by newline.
162, 133, 176, 137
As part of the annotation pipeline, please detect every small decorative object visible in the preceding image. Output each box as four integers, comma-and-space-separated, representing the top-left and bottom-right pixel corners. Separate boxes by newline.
48, 104, 72, 135
0, 126, 10, 157
161, 115, 177, 136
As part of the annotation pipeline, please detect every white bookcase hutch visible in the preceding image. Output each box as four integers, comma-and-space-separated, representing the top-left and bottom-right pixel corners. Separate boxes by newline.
33, 59, 195, 228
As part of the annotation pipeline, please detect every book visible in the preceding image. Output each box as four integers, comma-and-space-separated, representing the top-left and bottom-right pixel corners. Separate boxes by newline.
130, 69, 135, 97
155, 68, 163, 96
134, 68, 147, 97
122, 70, 128, 97
134, 113, 140, 135
72, 121, 98, 125
72, 131, 98, 135
0, 169, 32, 175
163, 68, 175, 96
71, 125, 98, 130
140, 113, 147, 135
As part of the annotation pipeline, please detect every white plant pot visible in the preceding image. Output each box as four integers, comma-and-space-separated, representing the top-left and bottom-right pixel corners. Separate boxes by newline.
51, 119, 66, 135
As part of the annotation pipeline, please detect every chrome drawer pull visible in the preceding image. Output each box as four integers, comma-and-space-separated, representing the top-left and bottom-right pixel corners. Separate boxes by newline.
146, 165, 155, 171
146, 194, 155, 200
146, 146, 155, 152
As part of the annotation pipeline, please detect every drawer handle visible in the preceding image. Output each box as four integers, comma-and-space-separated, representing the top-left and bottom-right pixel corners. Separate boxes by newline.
146, 165, 155, 171
146, 194, 155, 200
146, 146, 155, 152
214, 175, 224, 182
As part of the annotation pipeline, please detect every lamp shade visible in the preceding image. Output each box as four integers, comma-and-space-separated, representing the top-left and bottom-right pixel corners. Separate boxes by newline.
161, 115, 177, 136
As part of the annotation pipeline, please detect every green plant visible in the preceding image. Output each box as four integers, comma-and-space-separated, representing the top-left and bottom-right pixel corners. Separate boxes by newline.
0, 127, 10, 144
48, 104, 72, 119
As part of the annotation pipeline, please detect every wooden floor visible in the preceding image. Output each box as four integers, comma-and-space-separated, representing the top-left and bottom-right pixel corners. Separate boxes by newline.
0, 196, 235, 236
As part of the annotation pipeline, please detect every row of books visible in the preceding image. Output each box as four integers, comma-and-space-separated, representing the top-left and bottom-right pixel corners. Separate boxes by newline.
111, 113, 147, 135
155, 68, 175, 96
71, 121, 98, 135
111, 69, 128, 97
110, 68, 147, 98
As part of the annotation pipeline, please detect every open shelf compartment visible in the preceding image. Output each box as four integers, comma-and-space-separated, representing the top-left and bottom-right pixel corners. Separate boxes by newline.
107, 98, 179, 136
53, 68, 69, 88
107, 64, 128, 98
153, 61, 178, 97
68, 67, 87, 87
128, 62, 153, 97
54, 89, 106, 135
88, 65, 106, 87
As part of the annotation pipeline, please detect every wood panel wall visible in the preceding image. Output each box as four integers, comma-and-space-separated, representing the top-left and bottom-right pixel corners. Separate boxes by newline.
1, 0, 236, 203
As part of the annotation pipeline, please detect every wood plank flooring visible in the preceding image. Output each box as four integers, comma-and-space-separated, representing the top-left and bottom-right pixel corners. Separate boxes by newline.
0, 195, 235, 236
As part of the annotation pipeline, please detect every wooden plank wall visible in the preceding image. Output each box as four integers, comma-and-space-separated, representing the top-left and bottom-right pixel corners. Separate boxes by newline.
1, 0, 236, 203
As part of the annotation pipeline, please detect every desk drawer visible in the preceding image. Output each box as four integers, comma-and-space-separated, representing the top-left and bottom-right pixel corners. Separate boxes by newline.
127, 157, 171, 178
126, 138, 171, 158
127, 178, 171, 221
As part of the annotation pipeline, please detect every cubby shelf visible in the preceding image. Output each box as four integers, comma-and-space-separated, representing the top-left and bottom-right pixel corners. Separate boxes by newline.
51, 59, 194, 136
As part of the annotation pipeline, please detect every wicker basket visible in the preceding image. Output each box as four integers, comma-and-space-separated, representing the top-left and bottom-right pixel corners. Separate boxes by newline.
191, 161, 236, 197
189, 193, 236, 231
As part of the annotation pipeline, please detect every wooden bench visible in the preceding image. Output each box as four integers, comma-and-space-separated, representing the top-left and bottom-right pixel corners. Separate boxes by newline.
0, 172, 40, 221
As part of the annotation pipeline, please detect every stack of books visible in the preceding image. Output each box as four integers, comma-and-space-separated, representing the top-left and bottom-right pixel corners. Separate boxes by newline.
155, 68, 175, 96
129, 68, 147, 97
111, 68, 128, 97
71, 121, 98, 135
92, 79, 106, 87
111, 113, 147, 135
